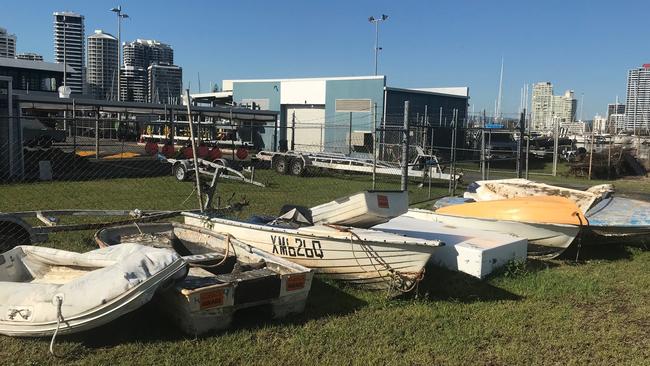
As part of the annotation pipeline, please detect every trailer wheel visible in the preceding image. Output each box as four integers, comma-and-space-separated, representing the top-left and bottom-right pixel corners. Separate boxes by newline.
173, 163, 189, 181
290, 159, 305, 176
274, 156, 289, 174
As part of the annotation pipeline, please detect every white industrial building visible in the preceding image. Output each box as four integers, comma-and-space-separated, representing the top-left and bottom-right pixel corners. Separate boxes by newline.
221, 75, 469, 152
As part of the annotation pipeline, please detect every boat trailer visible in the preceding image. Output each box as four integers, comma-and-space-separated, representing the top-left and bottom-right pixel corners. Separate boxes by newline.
255, 146, 461, 182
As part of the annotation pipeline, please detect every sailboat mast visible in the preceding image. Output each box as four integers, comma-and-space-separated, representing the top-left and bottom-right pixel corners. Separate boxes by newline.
496, 57, 504, 121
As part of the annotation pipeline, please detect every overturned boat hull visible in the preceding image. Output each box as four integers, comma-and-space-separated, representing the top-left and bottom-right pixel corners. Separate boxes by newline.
182, 212, 443, 291
464, 178, 613, 213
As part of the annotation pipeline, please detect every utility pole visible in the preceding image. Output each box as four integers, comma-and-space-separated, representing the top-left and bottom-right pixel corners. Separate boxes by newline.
401, 101, 410, 191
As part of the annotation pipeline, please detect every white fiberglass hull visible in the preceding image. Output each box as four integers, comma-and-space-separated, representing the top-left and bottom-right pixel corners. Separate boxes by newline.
404, 209, 579, 258
183, 213, 442, 291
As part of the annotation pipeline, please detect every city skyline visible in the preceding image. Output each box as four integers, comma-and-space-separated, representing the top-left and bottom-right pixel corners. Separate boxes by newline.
2, 0, 649, 117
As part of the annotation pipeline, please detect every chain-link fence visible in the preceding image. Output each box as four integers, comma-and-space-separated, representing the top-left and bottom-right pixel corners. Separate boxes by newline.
2, 99, 649, 252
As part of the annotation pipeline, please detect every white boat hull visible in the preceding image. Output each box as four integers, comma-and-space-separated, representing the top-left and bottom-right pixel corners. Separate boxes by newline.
183, 213, 441, 291
404, 209, 579, 258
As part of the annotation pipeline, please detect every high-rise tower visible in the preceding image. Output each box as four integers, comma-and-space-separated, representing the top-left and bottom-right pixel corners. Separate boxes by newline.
87, 30, 118, 100
53, 12, 85, 94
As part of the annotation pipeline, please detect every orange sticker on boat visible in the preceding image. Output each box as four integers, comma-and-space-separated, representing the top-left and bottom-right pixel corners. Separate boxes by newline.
377, 195, 389, 208
286, 274, 306, 291
199, 289, 224, 309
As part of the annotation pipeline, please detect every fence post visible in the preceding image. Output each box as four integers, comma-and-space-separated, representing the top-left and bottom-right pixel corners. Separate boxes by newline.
401, 101, 410, 192
95, 106, 100, 160
72, 99, 77, 174
481, 110, 486, 180
372, 103, 377, 190
169, 107, 175, 147
448, 109, 457, 195
552, 117, 559, 176
588, 128, 595, 180
291, 111, 296, 151
517, 109, 526, 178
348, 112, 353, 155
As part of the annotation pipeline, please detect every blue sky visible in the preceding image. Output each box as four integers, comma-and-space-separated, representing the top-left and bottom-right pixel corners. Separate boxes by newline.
2, 0, 648, 118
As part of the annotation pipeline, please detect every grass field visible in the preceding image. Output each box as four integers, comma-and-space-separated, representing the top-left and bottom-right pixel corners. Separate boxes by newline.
0, 164, 648, 365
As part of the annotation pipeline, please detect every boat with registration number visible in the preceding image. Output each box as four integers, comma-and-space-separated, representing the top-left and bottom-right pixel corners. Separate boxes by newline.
183, 191, 445, 292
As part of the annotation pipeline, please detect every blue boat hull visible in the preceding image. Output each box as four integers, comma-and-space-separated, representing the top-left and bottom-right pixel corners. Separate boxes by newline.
585, 197, 650, 241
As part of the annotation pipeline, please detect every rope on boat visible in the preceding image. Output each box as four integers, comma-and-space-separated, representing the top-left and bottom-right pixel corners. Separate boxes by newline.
325, 224, 425, 293
49, 295, 64, 357
188, 232, 234, 269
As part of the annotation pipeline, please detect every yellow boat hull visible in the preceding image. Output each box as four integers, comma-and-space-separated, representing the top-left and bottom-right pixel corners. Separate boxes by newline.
435, 196, 588, 226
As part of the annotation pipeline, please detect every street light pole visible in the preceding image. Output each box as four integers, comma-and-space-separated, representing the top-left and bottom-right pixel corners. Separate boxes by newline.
110, 6, 129, 102
368, 14, 388, 76
62, 17, 66, 89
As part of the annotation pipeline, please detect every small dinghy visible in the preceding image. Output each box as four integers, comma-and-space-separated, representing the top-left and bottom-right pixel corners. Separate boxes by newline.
415, 196, 587, 257
183, 191, 444, 292
95, 222, 314, 335
0, 244, 186, 337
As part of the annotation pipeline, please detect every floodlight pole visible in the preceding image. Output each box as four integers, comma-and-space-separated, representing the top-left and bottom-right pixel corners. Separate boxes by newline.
369, 15, 388, 75
111, 6, 129, 101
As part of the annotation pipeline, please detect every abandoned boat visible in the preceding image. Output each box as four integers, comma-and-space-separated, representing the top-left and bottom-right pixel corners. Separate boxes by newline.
95, 222, 314, 335
412, 196, 588, 257
464, 178, 613, 213
462, 178, 650, 242
0, 244, 186, 337
583, 196, 650, 241
183, 191, 445, 291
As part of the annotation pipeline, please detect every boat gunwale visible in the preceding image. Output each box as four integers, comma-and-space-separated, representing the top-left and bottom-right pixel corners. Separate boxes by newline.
408, 208, 582, 229
182, 212, 444, 248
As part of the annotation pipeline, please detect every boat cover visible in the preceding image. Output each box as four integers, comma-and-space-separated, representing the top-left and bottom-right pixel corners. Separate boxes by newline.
0, 244, 184, 329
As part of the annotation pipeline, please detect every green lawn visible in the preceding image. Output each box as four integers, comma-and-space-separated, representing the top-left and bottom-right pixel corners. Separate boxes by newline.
0, 165, 648, 365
